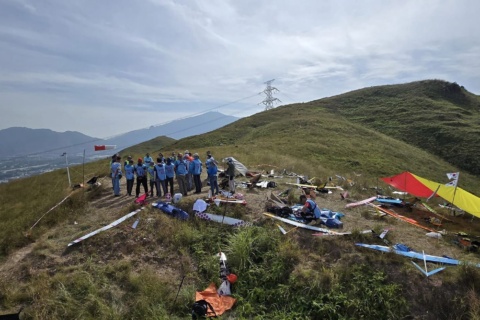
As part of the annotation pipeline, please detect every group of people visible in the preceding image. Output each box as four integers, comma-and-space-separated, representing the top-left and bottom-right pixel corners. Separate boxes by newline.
110, 150, 236, 198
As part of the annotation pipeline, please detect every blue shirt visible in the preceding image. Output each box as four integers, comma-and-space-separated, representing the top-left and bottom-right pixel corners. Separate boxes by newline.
207, 161, 218, 176
165, 163, 175, 178
155, 163, 166, 180
111, 161, 122, 178
144, 156, 153, 165
305, 199, 321, 219
124, 164, 135, 180
147, 166, 155, 181
134, 164, 146, 177
175, 159, 188, 175
189, 159, 202, 175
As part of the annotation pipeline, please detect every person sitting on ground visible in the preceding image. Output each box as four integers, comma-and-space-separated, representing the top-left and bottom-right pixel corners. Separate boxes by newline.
299, 194, 321, 223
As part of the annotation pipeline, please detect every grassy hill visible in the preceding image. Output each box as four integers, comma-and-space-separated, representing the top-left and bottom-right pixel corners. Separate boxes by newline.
2, 80, 480, 319
315, 80, 480, 175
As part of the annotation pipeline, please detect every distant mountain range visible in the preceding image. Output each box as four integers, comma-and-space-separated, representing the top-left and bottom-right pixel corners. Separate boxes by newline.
0, 127, 95, 157
0, 111, 238, 183
103, 111, 238, 150
0, 111, 239, 158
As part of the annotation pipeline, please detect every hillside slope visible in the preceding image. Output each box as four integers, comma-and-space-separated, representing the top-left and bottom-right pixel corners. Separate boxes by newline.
313, 80, 480, 175
2, 80, 480, 319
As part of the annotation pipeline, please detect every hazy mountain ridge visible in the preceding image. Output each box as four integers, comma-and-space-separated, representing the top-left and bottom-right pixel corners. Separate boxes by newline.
0, 127, 97, 157
103, 111, 238, 148
0, 112, 238, 182
0, 111, 238, 159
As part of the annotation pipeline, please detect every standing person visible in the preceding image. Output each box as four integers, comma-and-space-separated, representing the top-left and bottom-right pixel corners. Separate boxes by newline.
134, 158, 148, 197
174, 153, 188, 196
111, 155, 122, 197
226, 158, 236, 193
206, 152, 219, 196
144, 153, 153, 166
299, 195, 321, 223
110, 153, 119, 190
190, 153, 203, 194
170, 152, 177, 162
124, 159, 135, 196
147, 162, 156, 197
157, 152, 165, 164
184, 151, 194, 191
154, 157, 167, 197
124, 155, 132, 167
165, 157, 175, 196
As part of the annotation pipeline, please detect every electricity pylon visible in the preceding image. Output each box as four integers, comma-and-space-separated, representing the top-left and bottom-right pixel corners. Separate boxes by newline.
261, 79, 281, 110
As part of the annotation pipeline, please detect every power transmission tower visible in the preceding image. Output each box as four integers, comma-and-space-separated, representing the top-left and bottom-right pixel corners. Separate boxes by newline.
261, 79, 281, 110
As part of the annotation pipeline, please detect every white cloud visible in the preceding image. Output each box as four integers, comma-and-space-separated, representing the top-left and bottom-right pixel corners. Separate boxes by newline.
0, 0, 479, 136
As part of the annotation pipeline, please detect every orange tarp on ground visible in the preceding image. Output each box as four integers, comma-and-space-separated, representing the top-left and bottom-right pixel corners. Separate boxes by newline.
195, 283, 236, 317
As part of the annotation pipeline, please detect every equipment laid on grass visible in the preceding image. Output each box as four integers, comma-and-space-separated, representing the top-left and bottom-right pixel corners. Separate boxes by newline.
152, 202, 189, 220
195, 212, 249, 227
356, 243, 480, 267
345, 196, 377, 208
68, 208, 144, 246
369, 204, 436, 232
262, 212, 347, 235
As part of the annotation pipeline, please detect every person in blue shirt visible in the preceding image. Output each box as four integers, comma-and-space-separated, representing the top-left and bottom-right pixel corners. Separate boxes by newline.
124, 155, 132, 167
190, 153, 203, 194
300, 195, 321, 223
184, 151, 194, 192
174, 153, 188, 196
110, 155, 123, 197
147, 162, 156, 197
134, 158, 148, 197
124, 159, 135, 196
157, 152, 165, 164
165, 157, 175, 196
154, 157, 167, 197
206, 152, 219, 196
144, 153, 153, 166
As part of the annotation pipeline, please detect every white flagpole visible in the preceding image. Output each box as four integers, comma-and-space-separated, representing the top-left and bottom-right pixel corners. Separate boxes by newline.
446, 172, 460, 216
61, 152, 71, 187
451, 172, 459, 205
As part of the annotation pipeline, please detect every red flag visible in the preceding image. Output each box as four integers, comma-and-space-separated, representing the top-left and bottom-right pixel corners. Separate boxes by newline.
94, 145, 116, 151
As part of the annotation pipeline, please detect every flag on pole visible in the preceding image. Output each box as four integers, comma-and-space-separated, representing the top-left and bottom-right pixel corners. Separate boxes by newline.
446, 172, 459, 187
94, 145, 116, 151
60, 152, 66, 156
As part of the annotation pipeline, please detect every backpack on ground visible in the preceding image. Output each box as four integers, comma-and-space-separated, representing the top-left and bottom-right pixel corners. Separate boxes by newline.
191, 299, 216, 319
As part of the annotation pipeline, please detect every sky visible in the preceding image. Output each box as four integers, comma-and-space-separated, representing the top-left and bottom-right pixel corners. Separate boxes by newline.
0, 0, 479, 138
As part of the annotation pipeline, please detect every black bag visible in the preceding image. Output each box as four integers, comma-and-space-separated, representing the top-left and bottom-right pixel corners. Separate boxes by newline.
192, 299, 216, 319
